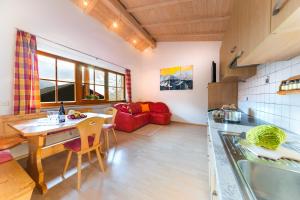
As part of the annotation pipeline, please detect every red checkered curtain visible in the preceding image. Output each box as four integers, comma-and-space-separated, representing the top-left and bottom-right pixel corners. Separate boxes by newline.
13, 30, 40, 115
125, 69, 132, 102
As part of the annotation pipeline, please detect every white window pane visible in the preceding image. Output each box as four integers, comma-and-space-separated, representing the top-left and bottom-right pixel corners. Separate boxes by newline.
95, 70, 105, 85
57, 60, 75, 82
82, 66, 94, 84
117, 88, 124, 101
108, 72, 116, 87
117, 75, 124, 87
95, 85, 105, 99
109, 87, 116, 101
38, 55, 55, 80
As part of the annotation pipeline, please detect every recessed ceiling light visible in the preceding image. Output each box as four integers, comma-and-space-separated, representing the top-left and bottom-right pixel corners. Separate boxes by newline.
83, 0, 88, 7
112, 21, 118, 28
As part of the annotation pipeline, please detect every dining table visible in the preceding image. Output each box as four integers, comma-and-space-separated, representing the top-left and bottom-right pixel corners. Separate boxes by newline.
9, 112, 112, 194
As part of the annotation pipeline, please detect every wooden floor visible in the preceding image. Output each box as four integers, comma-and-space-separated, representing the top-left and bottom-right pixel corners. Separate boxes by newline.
28, 122, 209, 200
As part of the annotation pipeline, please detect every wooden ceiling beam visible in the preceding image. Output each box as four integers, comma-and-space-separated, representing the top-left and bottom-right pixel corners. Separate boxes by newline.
72, 0, 99, 14
142, 16, 231, 28
127, 0, 193, 13
153, 32, 224, 41
101, 0, 156, 48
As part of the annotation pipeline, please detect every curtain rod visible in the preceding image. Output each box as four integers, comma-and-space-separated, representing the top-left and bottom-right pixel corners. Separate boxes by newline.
16, 28, 128, 70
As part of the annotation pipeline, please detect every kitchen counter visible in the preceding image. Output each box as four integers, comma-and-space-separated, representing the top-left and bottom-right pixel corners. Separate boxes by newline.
207, 112, 300, 200
213, 112, 266, 127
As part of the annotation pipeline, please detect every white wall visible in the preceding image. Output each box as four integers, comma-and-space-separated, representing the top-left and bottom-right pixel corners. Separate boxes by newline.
239, 55, 300, 135
0, 0, 141, 115
135, 42, 221, 125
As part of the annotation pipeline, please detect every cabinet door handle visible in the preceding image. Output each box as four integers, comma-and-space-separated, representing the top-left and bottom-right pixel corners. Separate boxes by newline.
273, 0, 289, 16
230, 46, 237, 54
229, 50, 244, 68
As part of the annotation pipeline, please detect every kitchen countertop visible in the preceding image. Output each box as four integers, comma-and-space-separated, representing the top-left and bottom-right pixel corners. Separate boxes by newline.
213, 112, 266, 127
207, 112, 300, 200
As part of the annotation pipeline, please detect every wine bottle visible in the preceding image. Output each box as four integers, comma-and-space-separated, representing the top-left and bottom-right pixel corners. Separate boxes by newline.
58, 102, 65, 123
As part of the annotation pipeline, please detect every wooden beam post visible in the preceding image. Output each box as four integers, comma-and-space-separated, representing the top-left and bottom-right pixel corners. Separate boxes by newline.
101, 0, 156, 48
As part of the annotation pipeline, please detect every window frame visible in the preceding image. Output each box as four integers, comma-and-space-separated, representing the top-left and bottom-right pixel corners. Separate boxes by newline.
108, 72, 126, 101
37, 50, 126, 107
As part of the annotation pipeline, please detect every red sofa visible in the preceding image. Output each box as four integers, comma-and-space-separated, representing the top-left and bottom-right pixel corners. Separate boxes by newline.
113, 102, 171, 132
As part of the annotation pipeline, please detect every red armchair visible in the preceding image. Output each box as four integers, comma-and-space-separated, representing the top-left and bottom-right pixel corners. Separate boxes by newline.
114, 102, 171, 132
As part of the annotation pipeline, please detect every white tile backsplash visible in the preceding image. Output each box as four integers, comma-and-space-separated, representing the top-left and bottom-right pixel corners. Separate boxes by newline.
238, 55, 300, 135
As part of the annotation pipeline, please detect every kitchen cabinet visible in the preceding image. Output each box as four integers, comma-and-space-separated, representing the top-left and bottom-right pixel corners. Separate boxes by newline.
271, 0, 300, 33
238, 0, 271, 66
220, 0, 258, 81
220, 0, 300, 81
208, 82, 238, 110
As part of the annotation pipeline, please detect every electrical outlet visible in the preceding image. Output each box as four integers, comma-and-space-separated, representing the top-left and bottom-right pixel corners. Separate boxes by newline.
265, 76, 270, 84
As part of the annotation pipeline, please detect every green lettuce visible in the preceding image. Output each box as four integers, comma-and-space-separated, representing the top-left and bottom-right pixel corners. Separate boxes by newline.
246, 125, 286, 150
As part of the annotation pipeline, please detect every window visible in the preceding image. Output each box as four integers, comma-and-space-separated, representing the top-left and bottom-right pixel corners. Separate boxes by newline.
81, 65, 105, 100
108, 72, 125, 101
38, 54, 75, 103
37, 51, 125, 106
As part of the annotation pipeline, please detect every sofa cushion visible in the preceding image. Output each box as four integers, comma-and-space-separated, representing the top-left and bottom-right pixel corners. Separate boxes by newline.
128, 103, 142, 114
150, 112, 171, 125
133, 113, 150, 128
114, 103, 130, 113
141, 103, 150, 112
149, 102, 170, 113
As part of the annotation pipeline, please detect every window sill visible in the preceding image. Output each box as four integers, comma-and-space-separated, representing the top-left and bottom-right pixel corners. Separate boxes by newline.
40, 100, 126, 109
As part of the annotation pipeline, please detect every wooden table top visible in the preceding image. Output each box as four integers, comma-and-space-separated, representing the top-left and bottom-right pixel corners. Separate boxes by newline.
9, 113, 112, 137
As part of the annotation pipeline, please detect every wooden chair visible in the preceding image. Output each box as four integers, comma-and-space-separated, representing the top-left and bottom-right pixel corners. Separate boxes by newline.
63, 117, 105, 190
103, 107, 118, 151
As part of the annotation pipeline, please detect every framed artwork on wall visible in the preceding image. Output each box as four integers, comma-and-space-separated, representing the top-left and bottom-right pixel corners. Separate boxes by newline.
160, 65, 193, 91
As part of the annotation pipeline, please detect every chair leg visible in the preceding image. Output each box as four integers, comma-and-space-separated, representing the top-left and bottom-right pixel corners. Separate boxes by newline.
112, 128, 118, 144
63, 151, 72, 177
95, 148, 105, 172
77, 154, 82, 190
87, 152, 92, 163
104, 130, 109, 152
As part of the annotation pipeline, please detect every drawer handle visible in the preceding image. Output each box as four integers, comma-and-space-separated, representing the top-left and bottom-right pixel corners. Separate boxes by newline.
273, 0, 289, 16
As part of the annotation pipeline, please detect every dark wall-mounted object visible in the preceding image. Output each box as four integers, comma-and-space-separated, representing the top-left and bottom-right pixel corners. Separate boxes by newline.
211, 61, 216, 83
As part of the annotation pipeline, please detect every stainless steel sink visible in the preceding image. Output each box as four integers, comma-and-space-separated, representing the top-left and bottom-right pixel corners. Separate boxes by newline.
237, 160, 300, 200
218, 131, 300, 200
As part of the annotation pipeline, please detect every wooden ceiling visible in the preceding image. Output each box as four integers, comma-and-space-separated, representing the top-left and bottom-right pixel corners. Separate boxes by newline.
73, 0, 232, 51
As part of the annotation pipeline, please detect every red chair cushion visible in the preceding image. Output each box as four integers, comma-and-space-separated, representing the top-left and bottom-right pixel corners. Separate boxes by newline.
149, 102, 170, 113
64, 136, 94, 152
128, 103, 142, 114
0, 150, 13, 164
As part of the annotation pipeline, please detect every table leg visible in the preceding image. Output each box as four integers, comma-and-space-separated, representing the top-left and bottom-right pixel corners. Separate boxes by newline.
27, 135, 47, 194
